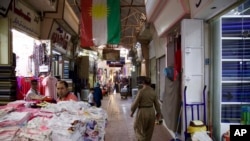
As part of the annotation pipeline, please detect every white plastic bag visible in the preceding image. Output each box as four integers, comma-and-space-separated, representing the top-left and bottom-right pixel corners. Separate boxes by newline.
192, 131, 212, 141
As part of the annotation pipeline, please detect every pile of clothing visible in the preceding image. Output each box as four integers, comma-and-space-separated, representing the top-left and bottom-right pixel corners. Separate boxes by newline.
0, 100, 107, 141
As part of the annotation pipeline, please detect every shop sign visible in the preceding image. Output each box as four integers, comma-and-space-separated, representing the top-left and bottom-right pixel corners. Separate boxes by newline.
39, 65, 49, 72
106, 57, 125, 65
11, 0, 40, 36
50, 22, 71, 52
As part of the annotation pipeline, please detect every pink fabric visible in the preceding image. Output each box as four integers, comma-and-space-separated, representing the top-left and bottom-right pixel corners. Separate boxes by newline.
38, 77, 45, 95
42, 75, 58, 99
0, 126, 20, 140
34, 111, 53, 118
0, 112, 30, 127
57, 93, 78, 102
7, 101, 26, 108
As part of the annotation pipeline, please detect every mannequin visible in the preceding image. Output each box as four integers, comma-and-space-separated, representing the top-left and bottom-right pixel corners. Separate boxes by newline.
42, 72, 58, 99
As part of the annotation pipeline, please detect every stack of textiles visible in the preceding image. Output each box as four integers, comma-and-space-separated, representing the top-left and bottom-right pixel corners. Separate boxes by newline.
48, 112, 86, 141
13, 117, 52, 141
0, 100, 107, 141
0, 65, 16, 103
0, 106, 15, 117
0, 111, 30, 127
41, 101, 107, 141
0, 126, 20, 141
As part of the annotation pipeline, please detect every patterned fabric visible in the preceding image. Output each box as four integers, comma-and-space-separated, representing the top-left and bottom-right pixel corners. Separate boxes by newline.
33, 43, 51, 77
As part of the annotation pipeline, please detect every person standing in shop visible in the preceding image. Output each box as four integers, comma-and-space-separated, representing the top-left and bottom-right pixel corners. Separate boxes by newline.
93, 82, 102, 107
130, 77, 162, 141
56, 80, 78, 102
88, 88, 95, 106
25, 79, 45, 101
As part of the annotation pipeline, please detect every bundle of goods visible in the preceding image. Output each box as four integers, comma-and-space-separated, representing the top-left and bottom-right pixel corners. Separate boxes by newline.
0, 100, 108, 141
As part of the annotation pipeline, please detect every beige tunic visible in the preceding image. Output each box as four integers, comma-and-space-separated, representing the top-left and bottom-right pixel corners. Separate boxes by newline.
131, 85, 161, 141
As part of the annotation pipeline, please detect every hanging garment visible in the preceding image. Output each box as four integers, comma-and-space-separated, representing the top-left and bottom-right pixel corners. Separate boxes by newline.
42, 75, 58, 99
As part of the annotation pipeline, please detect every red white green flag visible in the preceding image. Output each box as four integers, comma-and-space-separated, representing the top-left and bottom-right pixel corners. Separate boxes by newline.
80, 0, 121, 47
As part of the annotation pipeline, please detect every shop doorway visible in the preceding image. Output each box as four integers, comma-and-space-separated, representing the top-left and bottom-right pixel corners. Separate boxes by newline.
12, 29, 51, 77
12, 29, 51, 99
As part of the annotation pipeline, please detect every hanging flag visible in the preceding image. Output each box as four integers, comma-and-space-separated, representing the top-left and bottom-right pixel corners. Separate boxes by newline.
80, 0, 121, 47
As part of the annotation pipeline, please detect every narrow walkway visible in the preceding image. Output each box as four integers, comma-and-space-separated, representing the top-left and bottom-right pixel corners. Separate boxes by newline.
102, 93, 173, 141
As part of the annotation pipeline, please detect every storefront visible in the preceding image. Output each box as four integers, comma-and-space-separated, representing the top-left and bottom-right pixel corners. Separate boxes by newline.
8, 0, 54, 100
49, 21, 73, 79
208, 1, 250, 140
145, 0, 244, 140
37, 0, 79, 92
0, 1, 14, 104
12, 30, 51, 77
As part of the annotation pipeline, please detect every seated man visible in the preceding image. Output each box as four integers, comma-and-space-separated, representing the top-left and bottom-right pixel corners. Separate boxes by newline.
56, 80, 78, 102
25, 79, 45, 101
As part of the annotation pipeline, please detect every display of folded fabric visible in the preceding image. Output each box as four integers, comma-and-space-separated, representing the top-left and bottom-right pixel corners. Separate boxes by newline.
0, 111, 30, 127
0, 126, 20, 141
0, 100, 107, 141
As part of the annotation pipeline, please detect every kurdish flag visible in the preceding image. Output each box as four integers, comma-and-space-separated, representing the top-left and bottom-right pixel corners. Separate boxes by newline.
80, 0, 121, 47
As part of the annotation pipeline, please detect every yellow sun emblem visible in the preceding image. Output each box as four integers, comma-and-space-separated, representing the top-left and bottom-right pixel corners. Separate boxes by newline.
90, 4, 109, 19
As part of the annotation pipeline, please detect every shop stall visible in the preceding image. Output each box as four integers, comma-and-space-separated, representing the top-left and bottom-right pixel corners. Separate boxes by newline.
0, 100, 107, 141
7, 0, 55, 100
12, 29, 52, 100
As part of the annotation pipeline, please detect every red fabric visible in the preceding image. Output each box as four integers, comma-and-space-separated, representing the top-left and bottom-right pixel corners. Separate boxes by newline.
80, 0, 94, 47
17, 77, 34, 100
174, 49, 181, 81
38, 77, 45, 95
17, 77, 45, 100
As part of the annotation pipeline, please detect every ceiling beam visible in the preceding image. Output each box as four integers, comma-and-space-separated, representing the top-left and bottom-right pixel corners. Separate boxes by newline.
122, 0, 143, 13
123, 36, 134, 38
122, 25, 138, 26
121, 5, 145, 7
121, 11, 138, 21
124, 0, 133, 29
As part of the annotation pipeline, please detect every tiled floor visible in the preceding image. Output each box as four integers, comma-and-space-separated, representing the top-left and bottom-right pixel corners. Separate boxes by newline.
102, 93, 173, 141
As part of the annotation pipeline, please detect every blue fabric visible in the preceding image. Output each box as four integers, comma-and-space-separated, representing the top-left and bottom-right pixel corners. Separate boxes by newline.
164, 67, 174, 81
94, 87, 102, 107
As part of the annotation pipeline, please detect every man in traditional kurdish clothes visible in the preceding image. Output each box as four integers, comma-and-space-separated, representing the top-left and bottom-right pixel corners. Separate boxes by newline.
130, 77, 162, 141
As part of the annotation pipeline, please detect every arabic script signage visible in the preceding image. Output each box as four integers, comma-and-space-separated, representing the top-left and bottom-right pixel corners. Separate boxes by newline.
11, 0, 40, 36
49, 21, 71, 54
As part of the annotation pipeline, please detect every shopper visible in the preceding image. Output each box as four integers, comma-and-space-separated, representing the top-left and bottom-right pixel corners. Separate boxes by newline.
25, 79, 45, 101
93, 82, 102, 107
88, 88, 95, 106
56, 80, 78, 102
130, 77, 162, 141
